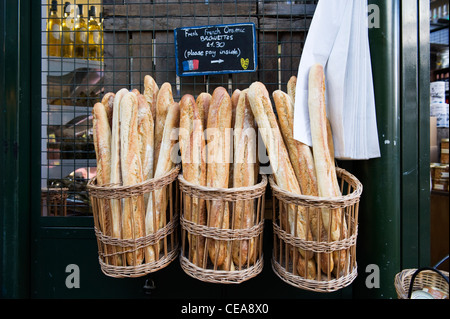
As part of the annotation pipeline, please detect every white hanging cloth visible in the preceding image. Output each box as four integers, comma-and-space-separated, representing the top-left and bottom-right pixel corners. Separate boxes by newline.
293, 0, 380, 160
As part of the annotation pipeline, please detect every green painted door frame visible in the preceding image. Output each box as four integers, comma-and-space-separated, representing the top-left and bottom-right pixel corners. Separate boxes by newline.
351, 0, 430, 299
1, 0, 431, 299
1, 0, 33, 298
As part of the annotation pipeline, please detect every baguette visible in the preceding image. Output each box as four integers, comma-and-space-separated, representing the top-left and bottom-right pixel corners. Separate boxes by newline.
231, 89, 240, 128
229, 89, 241, 188
287, 76, 296, 106
120, 92, 145, 265
232, 89, 258, 267
144, 75, 159, 124
273, 90, 317, 197
101, 92, 115, 128
92, 102, 113, 263
147, 101, 180, 256
308, 64, 342, 241
120, 91, 145, 266
296, 254, 317, 280
154, 82, 174, 173
206, 87, 232, 267
179, 94, 207, 267
135, 93, 156, 263
196, 92, 211, 131
92, 103, 112, 187
136, 94, 154, 183
248, 81, 313, 259
109, 88, 129, 266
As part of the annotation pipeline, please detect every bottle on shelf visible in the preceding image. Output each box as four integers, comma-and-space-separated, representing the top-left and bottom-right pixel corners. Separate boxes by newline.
98, 11, 104, 61
61, 2, 74, 58
87, 6, 101, 60
47, 0, 61, 57
74, 4, 88, 59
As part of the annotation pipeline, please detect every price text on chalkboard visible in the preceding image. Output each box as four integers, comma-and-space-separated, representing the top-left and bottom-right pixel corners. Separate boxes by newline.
174, 23, 257, 77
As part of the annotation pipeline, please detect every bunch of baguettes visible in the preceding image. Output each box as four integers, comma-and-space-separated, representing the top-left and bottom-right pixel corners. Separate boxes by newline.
178, 86, 259, 271
247, 63, 347, 279
92, 75, 180, 267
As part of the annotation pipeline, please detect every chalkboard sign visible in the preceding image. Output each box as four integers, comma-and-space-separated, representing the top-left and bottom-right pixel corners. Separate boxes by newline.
174, 23, 257, 77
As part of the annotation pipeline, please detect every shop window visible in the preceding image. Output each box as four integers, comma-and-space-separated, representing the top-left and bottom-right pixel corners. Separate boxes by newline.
40, 0, 318, 217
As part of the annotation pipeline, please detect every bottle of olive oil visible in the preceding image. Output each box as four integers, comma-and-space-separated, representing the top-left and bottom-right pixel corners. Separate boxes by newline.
74, 4, 88, 59
61, 2, 74, 58
87, 6, 101, 60
47, 0, 61, 57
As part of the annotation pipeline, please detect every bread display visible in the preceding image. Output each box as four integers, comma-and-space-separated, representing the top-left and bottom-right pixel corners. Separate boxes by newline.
91, 69, 356, 284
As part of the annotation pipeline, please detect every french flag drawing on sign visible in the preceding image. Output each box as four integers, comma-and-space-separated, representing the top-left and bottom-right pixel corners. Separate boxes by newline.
182, 59, 199, 71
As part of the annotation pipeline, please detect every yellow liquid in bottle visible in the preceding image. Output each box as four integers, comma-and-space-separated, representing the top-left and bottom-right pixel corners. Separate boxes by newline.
74, 9, 88, 59
88, 17, 101, 60
61, 12, 74, 58
47, 9, 61, 57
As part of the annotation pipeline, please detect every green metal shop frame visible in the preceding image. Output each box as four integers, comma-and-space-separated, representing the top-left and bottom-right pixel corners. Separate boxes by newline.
1, 0, 430, 299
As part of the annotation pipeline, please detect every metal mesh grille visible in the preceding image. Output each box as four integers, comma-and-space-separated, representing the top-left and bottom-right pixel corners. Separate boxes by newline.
40, 0, 318, 217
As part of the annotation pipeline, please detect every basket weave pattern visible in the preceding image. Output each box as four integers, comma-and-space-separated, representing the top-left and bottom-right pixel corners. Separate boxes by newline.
395, 268, 450, 299
178, 174, 268, 284
87, 165, 180, 278
270, 167, 362, 292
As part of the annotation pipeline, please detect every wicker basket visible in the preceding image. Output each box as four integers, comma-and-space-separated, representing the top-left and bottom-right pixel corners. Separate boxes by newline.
270, 167, 362, 292
87, 165, 180, 278
395, 267, 449, 299
178, 174, 267, 284
41, 187, 69, 216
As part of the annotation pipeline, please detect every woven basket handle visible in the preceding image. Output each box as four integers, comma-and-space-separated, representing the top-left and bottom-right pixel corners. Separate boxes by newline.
407, 267, 450, 299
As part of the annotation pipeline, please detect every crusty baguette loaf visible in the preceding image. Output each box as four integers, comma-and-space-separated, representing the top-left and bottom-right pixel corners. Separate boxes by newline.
147, 101, 180, 256
196, 92, 211, 131
179, 94, 207, 266
287, 76, 296, 106
297, 254, 317, 280
307, 64, 342, 244
273, 90, 317, 197
248, 81, 312, 259
228, 89, 241, 189
93, 103, 112, 186
273, 88, 332, 273
144, 75, 159, 124
101, 92, 115, 128
232, 89, 258, 267
206, 87, 232, 267
154, 82, 174, 173
120, 91, 145, 266
135, 93, 156, 263
92, 102, 113, 263
109, 88, 129, 266
136, 94, 154, 182
231, 89, 240, 129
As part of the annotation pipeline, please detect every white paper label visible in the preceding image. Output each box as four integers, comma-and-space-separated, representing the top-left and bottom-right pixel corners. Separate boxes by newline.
52, 24, 61, 40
